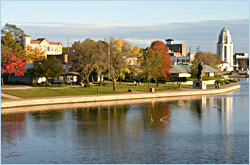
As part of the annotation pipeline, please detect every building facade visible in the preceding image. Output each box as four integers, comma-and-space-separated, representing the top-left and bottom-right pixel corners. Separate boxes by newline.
217, 27, 234, 71
234, 53, 249, 70
165, 39, 186, 56
19, 34, 62, 58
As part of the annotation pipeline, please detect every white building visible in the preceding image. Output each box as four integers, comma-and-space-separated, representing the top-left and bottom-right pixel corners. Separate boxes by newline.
19, 34, 62, 58
217, 27, 235, 71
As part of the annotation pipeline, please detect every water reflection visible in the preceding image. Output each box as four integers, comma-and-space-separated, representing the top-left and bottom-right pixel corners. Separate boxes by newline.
1, 79, 248, 164
1, 113, 26, 147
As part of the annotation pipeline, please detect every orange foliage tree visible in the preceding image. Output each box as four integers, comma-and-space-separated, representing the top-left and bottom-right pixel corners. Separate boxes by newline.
150, 40, 172, 83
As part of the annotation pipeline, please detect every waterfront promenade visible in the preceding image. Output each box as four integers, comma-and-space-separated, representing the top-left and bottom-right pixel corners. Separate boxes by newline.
1, 83, 240, 113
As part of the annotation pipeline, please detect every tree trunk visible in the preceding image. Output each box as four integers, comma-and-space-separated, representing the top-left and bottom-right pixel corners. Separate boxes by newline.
156, 80, 159, 91
86, 78, 90, 86
46, 78, 49, 86
113, 79, 116, 91
1, 77, 4, 86
119, 77, 121, 85
148, 79, 150, 88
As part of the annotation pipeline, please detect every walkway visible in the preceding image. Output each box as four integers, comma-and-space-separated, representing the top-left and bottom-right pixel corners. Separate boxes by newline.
1, 84, 240, 110
1, 93, 21, 99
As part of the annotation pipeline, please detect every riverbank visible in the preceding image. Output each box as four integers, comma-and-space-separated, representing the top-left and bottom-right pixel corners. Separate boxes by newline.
1, 84, 240, 112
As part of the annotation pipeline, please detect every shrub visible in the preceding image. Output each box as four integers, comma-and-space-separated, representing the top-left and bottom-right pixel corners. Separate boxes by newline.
229, 79, 238, 82
215, 80, 223, 84
224, 80, 230, 84
166, 77, 188, 82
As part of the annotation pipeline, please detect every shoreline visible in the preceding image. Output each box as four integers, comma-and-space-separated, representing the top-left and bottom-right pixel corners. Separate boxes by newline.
1, 84, 240, 113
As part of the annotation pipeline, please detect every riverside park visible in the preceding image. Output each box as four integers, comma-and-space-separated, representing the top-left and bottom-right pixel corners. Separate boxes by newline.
1, 1, 249, 164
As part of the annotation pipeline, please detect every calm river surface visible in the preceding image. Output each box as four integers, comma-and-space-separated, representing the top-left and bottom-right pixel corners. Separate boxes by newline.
1, 78, 249, 164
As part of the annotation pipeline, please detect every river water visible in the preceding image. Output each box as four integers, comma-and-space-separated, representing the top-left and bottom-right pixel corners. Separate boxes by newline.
1, 78, 249, 164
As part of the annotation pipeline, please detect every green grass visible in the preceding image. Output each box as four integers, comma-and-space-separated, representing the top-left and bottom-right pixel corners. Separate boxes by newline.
1, 96, 8, 99
3, 83, 179, 98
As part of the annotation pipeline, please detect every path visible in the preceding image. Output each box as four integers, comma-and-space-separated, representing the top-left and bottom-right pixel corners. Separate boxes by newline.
1, 93, 21, 99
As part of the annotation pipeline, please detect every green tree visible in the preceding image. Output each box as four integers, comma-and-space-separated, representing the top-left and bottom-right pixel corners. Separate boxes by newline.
1, 32, 25, 57
95, 40, 109, 84
141, 48, 162, 88
1, 23, 24, 39
27, 57, 63, 85
71, 39, 99, 86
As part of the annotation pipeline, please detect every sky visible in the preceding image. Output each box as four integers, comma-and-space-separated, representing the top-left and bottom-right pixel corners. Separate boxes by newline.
1, 1, 249, 53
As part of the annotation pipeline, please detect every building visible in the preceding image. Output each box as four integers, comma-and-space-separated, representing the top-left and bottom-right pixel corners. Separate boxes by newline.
234, 53, 249, 70
19, 34, 62, 58
217, 27, 235, 71
171, 53, 196, 65
165, 39, 186, 56
170, 65, 219, 77
127, 56, 138, 66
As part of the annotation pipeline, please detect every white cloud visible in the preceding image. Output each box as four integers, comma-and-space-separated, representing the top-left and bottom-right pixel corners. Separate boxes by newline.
9, 19, 248, 53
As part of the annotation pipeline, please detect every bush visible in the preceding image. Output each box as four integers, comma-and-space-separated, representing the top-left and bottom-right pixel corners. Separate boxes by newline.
166, 77, 188, 82
224, 80, 230, 84
229, 79, 238, 82
215, 80, 223, 84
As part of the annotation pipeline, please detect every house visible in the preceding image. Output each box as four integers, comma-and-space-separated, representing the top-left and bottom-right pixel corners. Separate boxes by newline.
19, 34, 62, 58
170, 65, 219, 77
127, 56, 138, 66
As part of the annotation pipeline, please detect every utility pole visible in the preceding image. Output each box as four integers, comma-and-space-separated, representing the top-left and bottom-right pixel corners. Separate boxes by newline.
67, 37, 70, 53
196, 46, 200, 53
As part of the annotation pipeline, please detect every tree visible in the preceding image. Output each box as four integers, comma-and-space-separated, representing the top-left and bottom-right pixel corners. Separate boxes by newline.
108, 37, 131, 91
190, 59, 199, 78
71, 39, 99, 86
95, 40, 109, 83
1, 32, 25, 57
132, 46, 142, 58
141, 48, 162, 88
27, 57, 63, 85
1, 47, 26, 85
141, 41, 172, 88
194, 51, 221, 69
25, 45, 46, 63
1, 23, 24, 39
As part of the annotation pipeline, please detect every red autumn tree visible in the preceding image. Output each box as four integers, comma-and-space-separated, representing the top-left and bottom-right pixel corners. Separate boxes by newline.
1, 47, 26, 85
150, 40, 172, 81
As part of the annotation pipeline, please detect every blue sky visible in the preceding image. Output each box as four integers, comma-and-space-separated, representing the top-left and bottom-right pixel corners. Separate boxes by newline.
1, 1, 249, 53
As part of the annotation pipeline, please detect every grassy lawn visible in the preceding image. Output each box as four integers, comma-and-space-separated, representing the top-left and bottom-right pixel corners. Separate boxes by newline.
3, 82, 179, 98
1, 96, 9, 99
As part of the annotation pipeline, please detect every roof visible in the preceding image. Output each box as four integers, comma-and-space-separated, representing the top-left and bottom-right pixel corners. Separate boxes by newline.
30, 40, 41, 44
170, 65, 188, 73
21, 34, 31, 37
49, 41, 62, 45
165, 39, 174, 41
30, 39, 62, 45
170, 65, 219, 73
203, 65, 219, 72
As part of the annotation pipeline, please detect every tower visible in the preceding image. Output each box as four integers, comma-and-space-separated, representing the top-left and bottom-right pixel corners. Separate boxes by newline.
19, 34, 31, 50
217, 27, 234, 71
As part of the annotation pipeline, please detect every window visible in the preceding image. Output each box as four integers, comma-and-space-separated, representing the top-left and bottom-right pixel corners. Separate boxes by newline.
224, 46, 227, 61
47, 47, 50, 51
